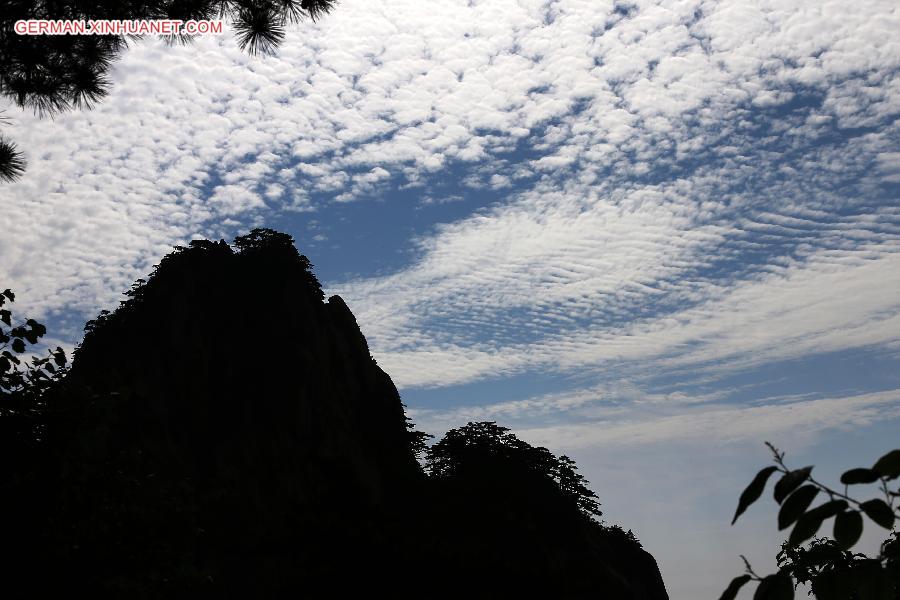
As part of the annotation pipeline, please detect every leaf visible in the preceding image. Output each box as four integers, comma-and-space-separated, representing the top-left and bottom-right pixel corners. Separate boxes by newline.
2, 289, 14, 301
860, 499, 895, 529
733, 466, 779, 525
778, 485, 819, 530
11, 338, 25, 353
873, 449, 900, 479
789, 500, 848, 546
719, 574, 752, 600
840, 467, 881, 485
788, 514, 821, 547
774, 466, 813, 504
833, 510, 863, 549
26, 319, 46, 337
753, 573, 794, 600
811, 499, 848, 517
0, 309, 9, 325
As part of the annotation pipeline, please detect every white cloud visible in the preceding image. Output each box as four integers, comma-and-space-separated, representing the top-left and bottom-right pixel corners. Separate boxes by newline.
0, 4, 897, 599
516, 388, 900, 449
341, 196, 900, 388
1, 0, 897, 323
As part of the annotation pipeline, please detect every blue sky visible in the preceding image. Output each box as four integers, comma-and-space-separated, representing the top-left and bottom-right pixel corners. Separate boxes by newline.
1, 0, 899, 597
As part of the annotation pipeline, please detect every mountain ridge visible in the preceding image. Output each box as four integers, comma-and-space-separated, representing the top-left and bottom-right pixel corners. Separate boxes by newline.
8, 228, 669, 599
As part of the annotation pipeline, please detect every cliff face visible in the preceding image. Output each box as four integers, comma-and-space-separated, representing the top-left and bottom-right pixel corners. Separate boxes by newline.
67, 234, 418, 505
69, 236, 417, 492
23, 229, 668, 599
43, 232, 420, 595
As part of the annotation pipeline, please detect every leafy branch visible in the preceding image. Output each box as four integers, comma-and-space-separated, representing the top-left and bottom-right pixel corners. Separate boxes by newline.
721, 443, 900, 599
0, 288, 67, 400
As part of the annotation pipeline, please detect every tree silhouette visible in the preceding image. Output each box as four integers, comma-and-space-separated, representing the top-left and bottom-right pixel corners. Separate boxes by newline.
426, 421, 602, 519
775, 534, 900, 600
722, 442, 900, 599
0, 0, 337, 181
418, 421, 664, 598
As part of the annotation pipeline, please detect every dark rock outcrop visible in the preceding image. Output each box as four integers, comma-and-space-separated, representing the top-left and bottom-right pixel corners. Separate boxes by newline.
10, 229, 668, 599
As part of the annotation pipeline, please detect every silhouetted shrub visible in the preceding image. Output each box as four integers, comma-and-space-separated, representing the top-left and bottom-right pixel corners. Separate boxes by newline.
722, 442, 900, 599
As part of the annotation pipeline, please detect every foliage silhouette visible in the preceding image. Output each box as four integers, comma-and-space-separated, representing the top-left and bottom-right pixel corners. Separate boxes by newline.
0, 0, 337, 181
426, 420, 603, 519
722, 442, 900, 599
0, 286, 67, 440
0, 286, 68, 598
1, 229, 668, 598
419, 420, 654, 597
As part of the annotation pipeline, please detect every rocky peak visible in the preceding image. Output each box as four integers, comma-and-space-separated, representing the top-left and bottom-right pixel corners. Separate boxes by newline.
10, 229, 668, 599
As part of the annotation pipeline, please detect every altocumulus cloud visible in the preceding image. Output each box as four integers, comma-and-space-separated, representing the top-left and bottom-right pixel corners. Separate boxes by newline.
0, 0, 896, 415
0, 0, 896, 308
2, 1, 900, 597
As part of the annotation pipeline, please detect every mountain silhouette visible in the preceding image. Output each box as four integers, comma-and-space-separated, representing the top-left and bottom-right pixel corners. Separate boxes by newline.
6, 229, 668, 599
